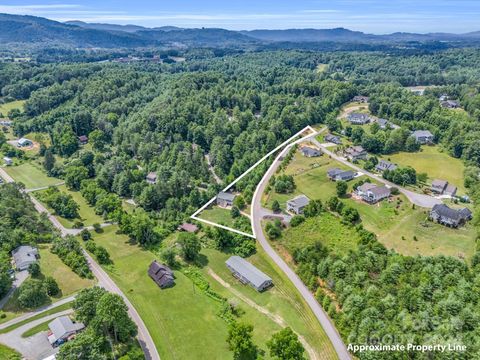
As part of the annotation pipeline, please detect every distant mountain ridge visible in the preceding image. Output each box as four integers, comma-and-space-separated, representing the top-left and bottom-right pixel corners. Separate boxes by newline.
1, 13, 480, 49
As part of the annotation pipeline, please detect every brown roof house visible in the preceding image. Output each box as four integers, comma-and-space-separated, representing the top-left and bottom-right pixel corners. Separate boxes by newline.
148, 261, 175, 289
78, 135, 88, 145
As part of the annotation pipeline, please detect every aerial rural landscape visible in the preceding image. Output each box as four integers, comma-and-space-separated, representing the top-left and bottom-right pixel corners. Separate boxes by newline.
1, 1, 480, 360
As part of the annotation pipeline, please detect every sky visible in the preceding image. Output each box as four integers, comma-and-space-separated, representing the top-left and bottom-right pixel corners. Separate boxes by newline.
1, 0, 480, 34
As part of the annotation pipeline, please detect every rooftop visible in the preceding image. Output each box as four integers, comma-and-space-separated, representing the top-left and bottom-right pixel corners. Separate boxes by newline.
287, 194, 310, 208
225, 256, 272, 289
48, 316, 84, 341
217, 191, 236, 201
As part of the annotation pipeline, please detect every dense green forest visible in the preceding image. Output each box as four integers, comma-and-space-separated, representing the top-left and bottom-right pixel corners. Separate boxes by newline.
1, 48, 480, 358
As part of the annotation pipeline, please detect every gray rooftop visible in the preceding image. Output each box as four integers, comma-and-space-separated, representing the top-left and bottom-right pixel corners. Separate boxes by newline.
217, 191, 236, 201
301, 146, 320, 156
431, 204, 471, 221
49, 316, 84, 340
412, 130, 433, 138
287, 194, 310, 208
225, 256, 272, 289
368, 185, 391, 197
12, 246, 38, 267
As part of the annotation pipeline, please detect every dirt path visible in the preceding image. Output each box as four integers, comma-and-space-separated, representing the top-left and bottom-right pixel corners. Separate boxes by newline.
207, 268, 318, 360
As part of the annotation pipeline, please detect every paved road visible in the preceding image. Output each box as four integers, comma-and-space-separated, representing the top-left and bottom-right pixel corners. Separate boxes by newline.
83, 251, 160, 360
309, 137, 442, 208
25, 182, 65, 193
0, 309, 73, 360
0, 166, 160, 360
0, 270, 28, 310
251, 129, 351, 360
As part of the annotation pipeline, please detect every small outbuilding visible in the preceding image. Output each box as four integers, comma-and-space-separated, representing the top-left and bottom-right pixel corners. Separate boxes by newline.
148, 260, 175, 289
286, 194, 310, 214
178, 222, 199, 233
48, 316, 84, 346
226, 256, 272, 292
146, 172, 158, 184
78, 135, 88, 145
12, 245, 38, 271
3, 157, 13, 166
216, 191, 236, 207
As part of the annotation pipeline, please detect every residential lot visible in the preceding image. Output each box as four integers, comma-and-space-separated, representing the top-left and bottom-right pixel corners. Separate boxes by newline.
3, 162, 61, 189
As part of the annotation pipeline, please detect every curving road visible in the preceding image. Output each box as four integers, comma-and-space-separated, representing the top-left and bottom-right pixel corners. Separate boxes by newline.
251, 130, 351, 360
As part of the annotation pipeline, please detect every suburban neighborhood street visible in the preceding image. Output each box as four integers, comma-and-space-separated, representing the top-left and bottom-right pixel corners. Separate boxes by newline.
251, 132, 352, 360
0, 167, 160, 360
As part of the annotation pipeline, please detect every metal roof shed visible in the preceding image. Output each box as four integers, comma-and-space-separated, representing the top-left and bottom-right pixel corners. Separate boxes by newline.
225, 256, 272, 292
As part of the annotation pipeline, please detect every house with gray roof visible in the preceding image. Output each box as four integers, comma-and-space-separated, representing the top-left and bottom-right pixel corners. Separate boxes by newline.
48, 316, 85, 346
226, 256, 272, 292
216, 191, 236, 207
347, 113, 371, 125
352, 95, 369, 103
344, 146, 368, 161
148, 260, 175, 289
12, 245, 38, 271
377, 118, 399, 130
327, 168, 355, 182
429, 204, 472, 228
146, 172, 157, 184
286, 194, 310, 214
375, 159, 397, 173
324, 134, 342, 145
3, 157, 12, 166
17, 138, 33, 147
441, 100, 460, 109
357, 184, 391, 203
431, 179, 457, 196
412, 130, 434, 144
300, 146, 321, 158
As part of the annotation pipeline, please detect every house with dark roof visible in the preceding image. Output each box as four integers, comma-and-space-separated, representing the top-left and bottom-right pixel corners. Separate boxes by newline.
357, 183, 391, 203
439, 94, 449, 102
327, 168, 355, 181
146, 172, 158, 184
429, 204, 472, 228
78, 135, 88, 145
148, 261, 175, 289
377, 118, 399, 130
412, 130, 434, 144
375, 159, 397, 173
12, 245, 38, 271
226, 256, 272, 292
324, 134, 342, 145
286, 194, 310, 214
352, 95, 369, 103
441, 100, 460, 109
216, 191, 236, 207
347, 113, 371, 125
344, 146, 368, 161
17, 138, 33, 147
177, 223, 199, 233
300, 146, 321, 157
47, 316, 84, 346
431, 179, 457, 196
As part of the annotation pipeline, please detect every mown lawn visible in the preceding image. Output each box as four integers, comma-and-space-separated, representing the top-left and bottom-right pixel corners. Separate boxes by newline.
385, 146, 466, 193
3, 162, 61, 189
89, 226, 232, 360
0, 100, 25, 115
21, 319, 51, 338
38, 244, 95, 296
202, 248, 338, 360
198, 206, 250, 233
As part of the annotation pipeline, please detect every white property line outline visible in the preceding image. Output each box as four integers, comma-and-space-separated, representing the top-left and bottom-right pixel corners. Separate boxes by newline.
191, 125, 321, 238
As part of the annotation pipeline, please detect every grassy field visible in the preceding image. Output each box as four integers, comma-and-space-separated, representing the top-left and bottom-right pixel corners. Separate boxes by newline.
198, 206, 250, 233
38, 244, 95, 296
0, 302, 73, 334
88, 226, 233, 360
266, 149, 476, 259
3, 162, 61, 189
0, 344, 20, 360
202, 248, 338, 360
280, 213, 362, 256
385, 146, 466, 193
0, 100, 25, 116
34, 185, 104, 229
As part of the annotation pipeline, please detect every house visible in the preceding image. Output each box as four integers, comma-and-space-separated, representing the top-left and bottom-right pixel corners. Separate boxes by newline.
48, 316, 85, 346
148, 261, 175, 289
286, 194, 310, 214
78, 135, 88, 145
177, 222, 199, 233
357, 183, 391, 203
0, 120, 12, 126
146, 172, 157, 184
300, 146, 321, 157
327, 168, 355, 181
216, 191, 236, 207
344, 146, 368, 161
17, 138, 33, 147
3, 157, 12, 166
347, 113, 370, 125
375, 159, 397, 172
431, 179, 457, 196
377, 118, 399, 130
225, 256, 272, 292
324, 134, 342, 145
441, 100, 460, 109
429, 204, 472, 228
352, 95, 369, 103
411, 130, 434, 144
439, 94, 449, 101
11, 245, 38, 271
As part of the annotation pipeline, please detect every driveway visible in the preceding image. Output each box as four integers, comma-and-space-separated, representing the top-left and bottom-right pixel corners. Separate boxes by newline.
309, 137, 442, 208
0, 309, 72, 360
251, 127, 352, 360
0, 270, 28, 310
